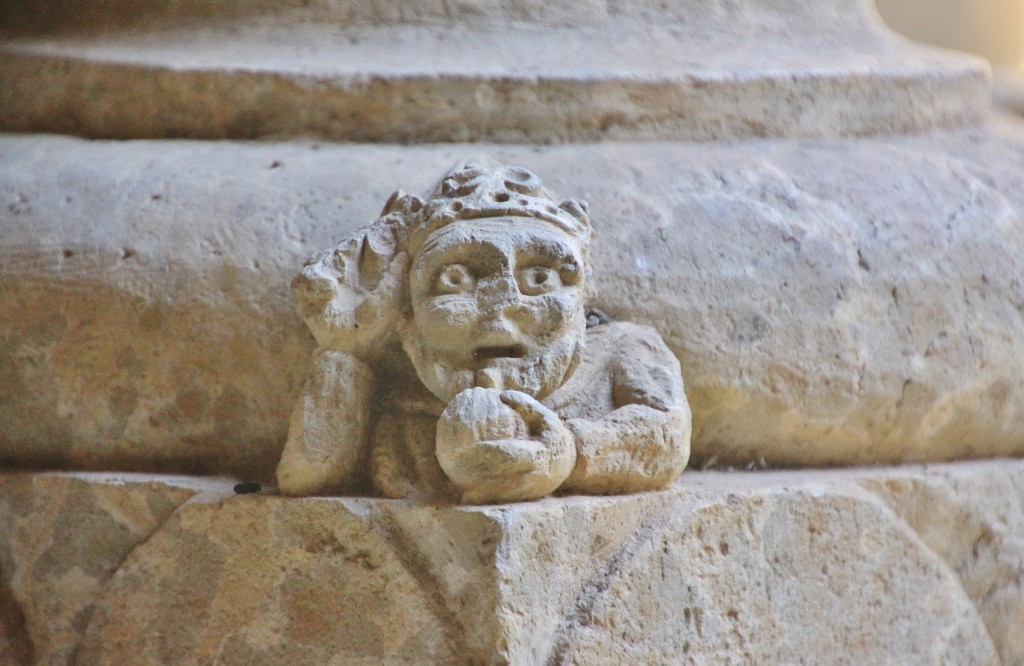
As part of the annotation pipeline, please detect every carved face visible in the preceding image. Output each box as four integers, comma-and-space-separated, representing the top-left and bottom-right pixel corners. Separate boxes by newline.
404, 217, 587, 402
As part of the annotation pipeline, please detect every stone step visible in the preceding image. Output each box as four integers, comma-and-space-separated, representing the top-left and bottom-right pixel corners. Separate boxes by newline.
0, 0, 924, 33
3, 120, 1024, 480
0, 3, 989, 142
1, 461, 1021, 663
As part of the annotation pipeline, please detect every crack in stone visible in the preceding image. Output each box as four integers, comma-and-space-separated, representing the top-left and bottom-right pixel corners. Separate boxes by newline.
0, 575, 34, 666
853, 479, 1003, 665
69, 483, 229, 663
371, 508, 492, 666
543, 502, 689, 666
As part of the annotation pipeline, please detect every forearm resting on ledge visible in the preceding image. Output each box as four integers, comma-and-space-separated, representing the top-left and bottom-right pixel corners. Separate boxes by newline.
561, 403, 691, 495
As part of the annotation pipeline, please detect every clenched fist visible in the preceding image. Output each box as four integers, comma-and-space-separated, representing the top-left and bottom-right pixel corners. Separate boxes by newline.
435, 387, 576, 504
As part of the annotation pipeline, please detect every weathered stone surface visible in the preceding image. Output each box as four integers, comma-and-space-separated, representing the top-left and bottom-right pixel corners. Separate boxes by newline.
79, 495, 463, 664
4, 119, 1024, 475
52, 460, 1023, 664
0, 0, 988, 143
0, 579, 32, 666
0, 463, 1019, 663
855, 462, 1024, 665
0, 472, 229, 665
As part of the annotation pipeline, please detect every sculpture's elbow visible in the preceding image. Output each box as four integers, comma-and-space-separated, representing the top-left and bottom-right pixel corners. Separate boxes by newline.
658, 403, 692, 485
561, 401, 691, 495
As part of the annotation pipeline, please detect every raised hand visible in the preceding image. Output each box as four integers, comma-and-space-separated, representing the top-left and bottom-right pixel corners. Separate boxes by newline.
291, 215, 409, 358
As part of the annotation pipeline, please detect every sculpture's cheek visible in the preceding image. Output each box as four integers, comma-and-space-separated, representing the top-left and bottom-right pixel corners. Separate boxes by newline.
413, 296, 481, 352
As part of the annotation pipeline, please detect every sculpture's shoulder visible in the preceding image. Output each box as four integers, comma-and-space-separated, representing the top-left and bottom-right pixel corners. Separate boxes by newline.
589, 319, 684, 411
585, 320, 677, 367
547, 319, 680, 417
566, 320, 638, 383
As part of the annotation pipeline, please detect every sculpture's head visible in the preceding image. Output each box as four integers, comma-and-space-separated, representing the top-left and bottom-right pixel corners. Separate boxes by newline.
393, 162, 593, 402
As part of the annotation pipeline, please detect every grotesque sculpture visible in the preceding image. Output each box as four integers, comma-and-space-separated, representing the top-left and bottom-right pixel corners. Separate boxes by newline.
277, 162, 691, 503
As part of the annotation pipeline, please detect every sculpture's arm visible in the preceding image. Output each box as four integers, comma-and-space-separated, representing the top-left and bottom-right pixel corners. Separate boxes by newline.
277, 350, 375, 496
279, 195, 420, 496
561, 325, 691, 494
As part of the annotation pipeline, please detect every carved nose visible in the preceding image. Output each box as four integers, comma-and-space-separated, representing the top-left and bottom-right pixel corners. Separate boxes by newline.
477, 276, 532, 327
477, 276, 520, 310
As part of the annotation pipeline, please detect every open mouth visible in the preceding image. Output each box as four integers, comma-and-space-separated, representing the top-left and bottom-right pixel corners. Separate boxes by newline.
473, 344, 527, 360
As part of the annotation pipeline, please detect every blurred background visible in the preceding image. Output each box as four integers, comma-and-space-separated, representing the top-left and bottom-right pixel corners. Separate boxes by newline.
876, 0, 1024, 112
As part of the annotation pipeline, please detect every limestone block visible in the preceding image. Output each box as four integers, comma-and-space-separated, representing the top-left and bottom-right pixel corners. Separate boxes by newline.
57, 461, 1024, 664
855, 462, 1024, 665
4, 118, 1024, 475
0, 582, 32, 666
0, 472, 230, 665
0, 0, 988, 142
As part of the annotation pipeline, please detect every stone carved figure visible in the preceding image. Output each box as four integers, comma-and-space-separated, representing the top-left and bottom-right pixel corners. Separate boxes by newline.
277, 162, 691, 503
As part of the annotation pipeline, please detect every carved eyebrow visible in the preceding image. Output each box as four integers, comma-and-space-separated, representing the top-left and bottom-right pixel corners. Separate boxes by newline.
416, 236, 473, 266
416, 239, 509, 279
415, 233, 450, 259
516, 238, 578, 265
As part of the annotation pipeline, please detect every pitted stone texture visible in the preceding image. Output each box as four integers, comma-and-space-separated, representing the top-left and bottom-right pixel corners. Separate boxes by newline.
3, 119, 1024, 475
0, 0, 988, 142
0, 138, 328, 480
0, 580, 32, 666
0, 473, 228, 665
855, 462, 1024, 665
79, 495, 464, 664
65, 461, 1024, 664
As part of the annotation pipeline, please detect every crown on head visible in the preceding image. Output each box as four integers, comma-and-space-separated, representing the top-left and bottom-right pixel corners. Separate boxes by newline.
380, 161, 592, 256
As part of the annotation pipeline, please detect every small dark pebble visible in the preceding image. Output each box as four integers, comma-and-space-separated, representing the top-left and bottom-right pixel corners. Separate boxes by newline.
234, 481, 262, 494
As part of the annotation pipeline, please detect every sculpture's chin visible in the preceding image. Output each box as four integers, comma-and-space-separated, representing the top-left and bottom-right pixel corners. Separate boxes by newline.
403, 332, 585, 403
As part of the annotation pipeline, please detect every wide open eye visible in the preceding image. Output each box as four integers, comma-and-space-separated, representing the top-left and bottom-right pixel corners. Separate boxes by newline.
517, 265, 561, 296
435, 263, 475, 294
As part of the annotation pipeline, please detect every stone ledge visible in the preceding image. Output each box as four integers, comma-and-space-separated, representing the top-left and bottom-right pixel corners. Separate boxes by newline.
0, 3, 989, 142
0, 0, 942, 34
1, 461, 1021, 664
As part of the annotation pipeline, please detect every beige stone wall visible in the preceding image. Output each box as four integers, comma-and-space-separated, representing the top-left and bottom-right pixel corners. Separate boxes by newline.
7, 117, 1024, 478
